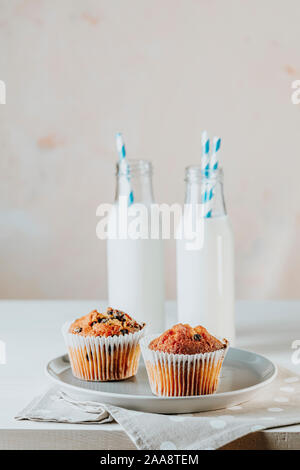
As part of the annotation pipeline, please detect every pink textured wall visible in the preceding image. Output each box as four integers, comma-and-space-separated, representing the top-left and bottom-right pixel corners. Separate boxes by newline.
0, 0, 299, 299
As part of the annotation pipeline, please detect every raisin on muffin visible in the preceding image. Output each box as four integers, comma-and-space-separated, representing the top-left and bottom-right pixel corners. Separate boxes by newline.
69, 307, 145, 338
149, 323, 227, 355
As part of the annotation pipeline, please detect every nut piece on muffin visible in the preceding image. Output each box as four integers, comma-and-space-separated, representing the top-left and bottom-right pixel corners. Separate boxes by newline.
141, 323, 228, 397
149, 323, 227, 355
63, 307, 145, 382
69, 307, 145, 338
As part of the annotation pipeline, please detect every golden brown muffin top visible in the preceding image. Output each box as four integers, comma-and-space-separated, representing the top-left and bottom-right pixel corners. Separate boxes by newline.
149, 323, 227, 355
69, 307, 145, 338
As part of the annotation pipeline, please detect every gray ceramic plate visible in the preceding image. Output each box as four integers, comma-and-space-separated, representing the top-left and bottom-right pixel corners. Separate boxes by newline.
45, 348, 277, 414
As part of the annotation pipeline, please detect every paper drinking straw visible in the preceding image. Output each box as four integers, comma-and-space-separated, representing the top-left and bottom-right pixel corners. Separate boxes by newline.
200, 130, 211, 216
202, 183, 213, 218
201, 130, 210, 174
200, 133, 222, 218
210, 136, 221, 172
204, 136, 222, 217
115, 133, 134, 205
116, 132, 126, 159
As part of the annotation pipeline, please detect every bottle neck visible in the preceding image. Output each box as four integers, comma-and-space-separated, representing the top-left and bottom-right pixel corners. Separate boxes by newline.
115, 159, 154, 205
184, 166, 227, 217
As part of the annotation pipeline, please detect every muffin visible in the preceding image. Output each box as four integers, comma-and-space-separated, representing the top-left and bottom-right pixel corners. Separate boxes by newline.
62, 307, 145, 381
140, 323, 228, 396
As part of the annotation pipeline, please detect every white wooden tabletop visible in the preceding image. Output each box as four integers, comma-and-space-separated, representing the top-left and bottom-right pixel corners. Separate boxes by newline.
0, 300, 300, 450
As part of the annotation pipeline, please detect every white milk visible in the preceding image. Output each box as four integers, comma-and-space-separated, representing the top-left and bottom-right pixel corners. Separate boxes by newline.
176, 214, 235, 344
107, 236, 165, 333
106, 160, 165, 334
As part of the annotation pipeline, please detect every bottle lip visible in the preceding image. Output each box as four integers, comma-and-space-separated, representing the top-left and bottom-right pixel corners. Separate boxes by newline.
116, 159, 152, 176
185, 165, 223, 182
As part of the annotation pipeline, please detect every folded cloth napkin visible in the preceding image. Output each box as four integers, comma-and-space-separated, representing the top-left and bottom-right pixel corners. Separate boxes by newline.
15, 388, 113, 424
16, 367, 300, 450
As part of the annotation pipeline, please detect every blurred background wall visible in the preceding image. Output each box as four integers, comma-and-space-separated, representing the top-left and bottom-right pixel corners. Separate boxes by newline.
0, 0, 299, 300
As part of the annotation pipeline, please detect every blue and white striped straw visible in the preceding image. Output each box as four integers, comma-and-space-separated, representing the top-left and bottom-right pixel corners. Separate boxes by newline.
210, 136, 221, 172
201, 130, 210, 174
202, 183, 213, 218
116, 132, 126, 159
200, 133, 222, 218
200, 130, 210, 207
115, 133, 134, 205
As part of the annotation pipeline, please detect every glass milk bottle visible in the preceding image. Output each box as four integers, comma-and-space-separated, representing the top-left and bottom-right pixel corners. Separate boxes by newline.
176, 166, 235, 344
107, 160, 165, 333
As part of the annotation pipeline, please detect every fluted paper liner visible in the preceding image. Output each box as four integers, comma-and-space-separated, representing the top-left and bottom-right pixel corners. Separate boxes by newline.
141, 334, 229, 396
62, 322, 145, 381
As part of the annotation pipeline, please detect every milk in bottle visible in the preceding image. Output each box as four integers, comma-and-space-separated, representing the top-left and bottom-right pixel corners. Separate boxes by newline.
107, 160, 165, 333
176, 166, 235, 344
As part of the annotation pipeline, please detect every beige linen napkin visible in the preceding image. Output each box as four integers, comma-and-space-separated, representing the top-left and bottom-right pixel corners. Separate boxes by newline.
16, 367, 300, 450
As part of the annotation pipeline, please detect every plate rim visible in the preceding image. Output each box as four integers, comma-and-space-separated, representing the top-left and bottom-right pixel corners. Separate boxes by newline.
45, 347, 278, 401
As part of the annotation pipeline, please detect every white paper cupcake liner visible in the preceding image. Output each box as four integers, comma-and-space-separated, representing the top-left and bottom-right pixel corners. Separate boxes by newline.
62, 322, 145, 381
140, 334, 229, 396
